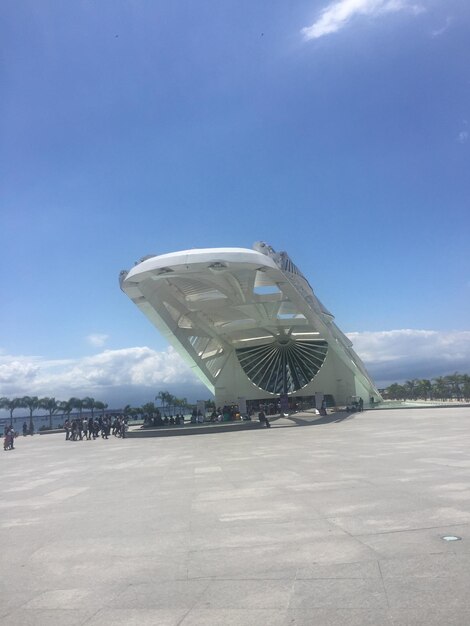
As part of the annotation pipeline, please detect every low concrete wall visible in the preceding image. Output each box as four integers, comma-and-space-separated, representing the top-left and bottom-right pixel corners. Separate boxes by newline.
38, 429, 66, 435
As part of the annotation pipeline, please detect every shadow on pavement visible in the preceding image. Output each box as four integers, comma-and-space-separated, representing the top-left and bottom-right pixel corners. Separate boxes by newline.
270, 411, 357, 428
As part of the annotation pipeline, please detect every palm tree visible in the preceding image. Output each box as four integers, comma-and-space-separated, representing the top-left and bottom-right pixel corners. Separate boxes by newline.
404, 380, 419, 401
82, 397, 96, 419
0, 397, 25, 426
94, 401, 108, 417
22, 396, 40, 432
57, 399, 73, 420
432, 376, 449, 400
156, 391, 171, 414
445, 373, 463, 400
416, 379, 432, 401
69, 397, 84, 418
462, 374, 470, 402
384, 384, 405, 400
142, 402, 157, 424
167, 393, 176, 414
0, 397, 9, 419
39, 397, 59, 430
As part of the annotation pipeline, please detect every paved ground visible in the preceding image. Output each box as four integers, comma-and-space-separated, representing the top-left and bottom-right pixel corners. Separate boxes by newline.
2, 407, 470, 625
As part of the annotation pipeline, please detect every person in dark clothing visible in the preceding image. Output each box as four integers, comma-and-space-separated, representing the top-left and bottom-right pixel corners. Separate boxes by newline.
258, 410, 270, 428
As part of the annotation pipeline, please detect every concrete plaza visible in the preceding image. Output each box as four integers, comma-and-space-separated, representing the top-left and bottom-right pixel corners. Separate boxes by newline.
2, 407, 470, 625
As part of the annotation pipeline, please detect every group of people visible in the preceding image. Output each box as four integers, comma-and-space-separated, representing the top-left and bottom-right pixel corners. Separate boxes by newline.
64, 415, 128, 441
141, 403, 278, 429
3, 425, 16, 450
144, 413, 185, 427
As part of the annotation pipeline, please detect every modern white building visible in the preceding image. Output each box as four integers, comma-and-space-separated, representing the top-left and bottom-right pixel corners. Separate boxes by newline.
120, 243, 382, 408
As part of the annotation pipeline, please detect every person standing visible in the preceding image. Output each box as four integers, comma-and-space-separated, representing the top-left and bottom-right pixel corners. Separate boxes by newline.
102, 417, 109, 439
4, 426, 15, 450
64, 419, 71, 441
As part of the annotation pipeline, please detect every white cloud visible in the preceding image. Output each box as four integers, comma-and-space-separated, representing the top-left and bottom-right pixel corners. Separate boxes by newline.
302, 0, 424, 40
348, 329, 470, 385
457, 130, 469, 144
0, 346, 199, 403
86, 333, 109, 348
431, 16, 452, 37
0, 359, 40, 385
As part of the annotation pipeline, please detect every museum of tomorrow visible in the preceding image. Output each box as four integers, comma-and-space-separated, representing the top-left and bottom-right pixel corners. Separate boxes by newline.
120, 242, 382, 408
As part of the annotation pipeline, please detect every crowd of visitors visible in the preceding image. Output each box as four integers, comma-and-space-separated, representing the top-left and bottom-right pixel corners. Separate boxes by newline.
144, 413, 185, 427
3, 401, 277, 449
141, 405, 274, 428
143, 406, 253, 428
64, 415, 128, 441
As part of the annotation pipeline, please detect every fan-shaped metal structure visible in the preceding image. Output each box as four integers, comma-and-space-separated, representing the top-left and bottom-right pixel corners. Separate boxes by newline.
236, 339, 328, 394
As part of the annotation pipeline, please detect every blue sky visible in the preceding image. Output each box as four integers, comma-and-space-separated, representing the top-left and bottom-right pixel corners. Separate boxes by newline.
1, 0, 469, 406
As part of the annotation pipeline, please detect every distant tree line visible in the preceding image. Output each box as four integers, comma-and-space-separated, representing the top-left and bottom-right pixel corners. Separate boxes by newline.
383, 373, 470, 402
128, 391, 214, 421
0, 390, 216, 430
0, 396, 109, 430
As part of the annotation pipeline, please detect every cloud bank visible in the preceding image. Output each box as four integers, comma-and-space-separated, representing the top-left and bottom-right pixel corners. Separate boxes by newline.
348, 329, 470, 386
1, 330, 470, 406
302, 0, 424, 40
0, 346, 205, 407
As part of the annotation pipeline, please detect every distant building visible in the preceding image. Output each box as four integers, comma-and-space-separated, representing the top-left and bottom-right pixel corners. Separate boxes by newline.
120, 242, 382, 408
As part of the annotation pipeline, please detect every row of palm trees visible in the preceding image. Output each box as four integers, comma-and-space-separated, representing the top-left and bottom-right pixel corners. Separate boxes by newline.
383, 373, 470, 401
123, 391, 215, 420
0, 396, 108, 430
0, 390, 215, 431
